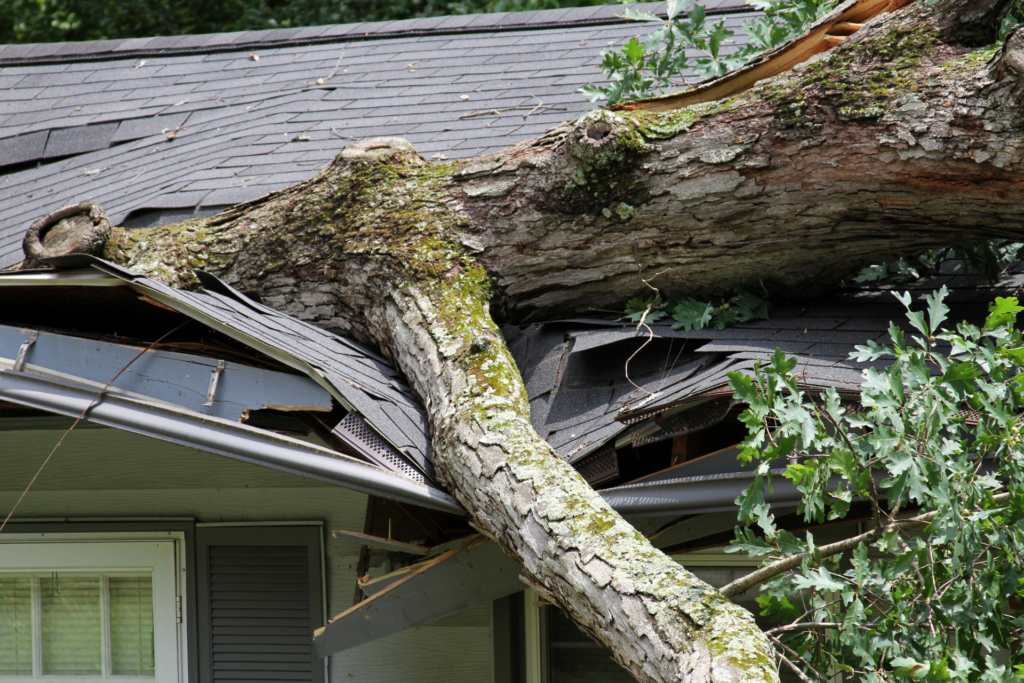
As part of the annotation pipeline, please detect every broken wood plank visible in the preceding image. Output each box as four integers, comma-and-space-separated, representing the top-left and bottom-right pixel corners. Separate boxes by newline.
331, 528, 430, 555
313, 536, 524, 656
611, 0, 905, 113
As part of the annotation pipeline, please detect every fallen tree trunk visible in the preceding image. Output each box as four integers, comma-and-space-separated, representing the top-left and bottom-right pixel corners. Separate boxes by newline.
34, 0, 1024, 679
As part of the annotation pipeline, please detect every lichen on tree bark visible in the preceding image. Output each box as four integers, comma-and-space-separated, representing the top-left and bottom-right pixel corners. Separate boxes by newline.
77, 1, 1024, 679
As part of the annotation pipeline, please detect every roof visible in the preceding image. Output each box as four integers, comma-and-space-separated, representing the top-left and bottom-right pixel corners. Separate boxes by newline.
0, 258, 447, 496
512, 262, 1023, 473
2, 2, 1010, 515
0, 1, 760, 271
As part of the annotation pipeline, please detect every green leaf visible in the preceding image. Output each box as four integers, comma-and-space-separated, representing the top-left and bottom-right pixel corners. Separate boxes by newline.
623, 295, 664, 323
926, 285, 950, 333
792, 566, 845, 592
622, 38, 647, 64
672, 298, 715, 330
770, 347, 798, 375
728, 371, 759, 404
666, 0, 689, 20
853, 262, 889, 282
736, 475, 766, 524
941, 362, 982, 398
985, 296, 1024, 330
892, 657, 929, 680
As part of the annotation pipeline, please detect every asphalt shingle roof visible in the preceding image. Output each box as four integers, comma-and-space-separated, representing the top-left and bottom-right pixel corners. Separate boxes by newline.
0, 2, 758, 271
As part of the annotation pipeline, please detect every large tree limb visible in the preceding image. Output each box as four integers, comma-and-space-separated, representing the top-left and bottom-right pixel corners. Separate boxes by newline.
20, 1, 1023, 680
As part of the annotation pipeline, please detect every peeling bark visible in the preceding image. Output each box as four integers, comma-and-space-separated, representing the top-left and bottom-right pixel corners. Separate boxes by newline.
28, 0, 1024, 679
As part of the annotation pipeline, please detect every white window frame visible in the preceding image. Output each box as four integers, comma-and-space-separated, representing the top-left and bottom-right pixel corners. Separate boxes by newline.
0, 533, 186, 683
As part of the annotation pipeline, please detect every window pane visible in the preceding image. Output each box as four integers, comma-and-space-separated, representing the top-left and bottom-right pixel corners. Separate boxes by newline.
110, 576, 155, 676
41, 575, 102, 675
0, 577, 33, 675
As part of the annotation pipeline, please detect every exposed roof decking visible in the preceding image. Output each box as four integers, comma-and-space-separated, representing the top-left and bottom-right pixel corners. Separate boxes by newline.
512, 264, 1024, 466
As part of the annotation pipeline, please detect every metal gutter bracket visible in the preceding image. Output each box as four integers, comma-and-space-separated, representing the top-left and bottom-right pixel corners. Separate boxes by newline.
12, 331, 38, 372
204, 359, 226, 407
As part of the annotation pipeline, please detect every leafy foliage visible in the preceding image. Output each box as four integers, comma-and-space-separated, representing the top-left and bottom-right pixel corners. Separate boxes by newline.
582, 0, 837, 104
580, 1, 743, 103
727, 288, 1024, 682
622, 287, 770, 330
853, 241, 1024, 285
0, 0, 613, 44
999, 6, 1022, 42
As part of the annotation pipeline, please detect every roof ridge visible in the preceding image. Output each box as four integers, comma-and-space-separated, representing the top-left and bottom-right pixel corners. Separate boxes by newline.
0, 1, 752, 66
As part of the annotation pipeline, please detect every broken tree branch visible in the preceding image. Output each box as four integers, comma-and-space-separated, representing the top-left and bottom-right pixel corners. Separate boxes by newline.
720, 492, 1012, 598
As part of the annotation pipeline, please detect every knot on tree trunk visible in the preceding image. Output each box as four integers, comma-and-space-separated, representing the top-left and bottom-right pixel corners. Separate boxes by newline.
340, 136, 425, 167
22, 202, 111, 266
1003, 24, 1024, 75
568, 111, 652, 168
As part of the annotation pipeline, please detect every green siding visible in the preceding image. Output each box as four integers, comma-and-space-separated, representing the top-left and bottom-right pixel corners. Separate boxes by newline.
3, 427, 492, 683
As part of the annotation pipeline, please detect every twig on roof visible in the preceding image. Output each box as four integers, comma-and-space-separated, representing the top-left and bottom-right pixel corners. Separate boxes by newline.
459, 109, 505, 119
326, 52, 345, 81
457, 103, 567, 120
523, 93, 554, 119
331, 127, 358, 141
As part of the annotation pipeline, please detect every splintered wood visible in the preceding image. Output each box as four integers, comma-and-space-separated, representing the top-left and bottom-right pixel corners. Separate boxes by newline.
611, 0, 917, 113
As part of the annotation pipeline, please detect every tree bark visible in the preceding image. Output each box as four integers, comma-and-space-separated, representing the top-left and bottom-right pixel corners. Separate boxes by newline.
43, 1, 1024, 680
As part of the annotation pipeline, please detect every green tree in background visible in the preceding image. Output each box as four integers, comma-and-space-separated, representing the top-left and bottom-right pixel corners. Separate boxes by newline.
0, 0, 614, 44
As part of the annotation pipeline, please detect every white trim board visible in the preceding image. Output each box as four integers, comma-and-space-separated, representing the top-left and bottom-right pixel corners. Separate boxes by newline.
0, 533, 187, 683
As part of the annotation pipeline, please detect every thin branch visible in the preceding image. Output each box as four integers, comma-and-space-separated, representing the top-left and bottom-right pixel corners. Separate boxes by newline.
766, 622, 842, 636
720, 491, 1010, 598
0, 322, 190, 534
457, 103, 567, 120
458, 109, 505, 120
770, 635, 827, 683
326, 52, 345, 81
331, 127, 357, 141
623, 246, 670, 398
774, 650, 817, 683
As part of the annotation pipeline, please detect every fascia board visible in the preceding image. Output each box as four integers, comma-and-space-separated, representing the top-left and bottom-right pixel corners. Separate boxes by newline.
0, 369, 463, 515
123, 278, 357, 414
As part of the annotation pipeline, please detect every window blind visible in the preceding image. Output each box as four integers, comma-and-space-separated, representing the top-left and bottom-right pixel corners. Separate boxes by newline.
110, 576, 156, 676
0, 576, 32, 675
41, 575, 103, 675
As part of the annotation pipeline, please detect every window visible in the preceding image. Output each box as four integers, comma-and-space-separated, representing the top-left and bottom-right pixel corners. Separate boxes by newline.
0, 539, 182, 683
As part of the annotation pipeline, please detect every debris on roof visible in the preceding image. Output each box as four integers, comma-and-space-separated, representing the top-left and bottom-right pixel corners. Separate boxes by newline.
509, 262, 1024, 489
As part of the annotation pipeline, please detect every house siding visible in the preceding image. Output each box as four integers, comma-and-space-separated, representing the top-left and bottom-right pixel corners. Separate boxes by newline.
1, 426, 493, 683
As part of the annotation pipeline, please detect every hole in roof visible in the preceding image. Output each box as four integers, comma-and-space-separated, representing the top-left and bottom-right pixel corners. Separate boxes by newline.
120, 205, 231, 229
0, 154, 77, 180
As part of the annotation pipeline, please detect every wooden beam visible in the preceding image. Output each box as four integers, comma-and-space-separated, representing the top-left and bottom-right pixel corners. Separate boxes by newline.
331, 529, 430, 555
313, 536, 525, 656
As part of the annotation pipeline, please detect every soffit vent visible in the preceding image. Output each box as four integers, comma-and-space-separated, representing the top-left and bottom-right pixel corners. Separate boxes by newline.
575, 444, 619, 487
332, 412, 427, 486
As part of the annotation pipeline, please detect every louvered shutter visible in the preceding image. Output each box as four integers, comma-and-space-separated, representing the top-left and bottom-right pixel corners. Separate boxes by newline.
197, 527, 324, 683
